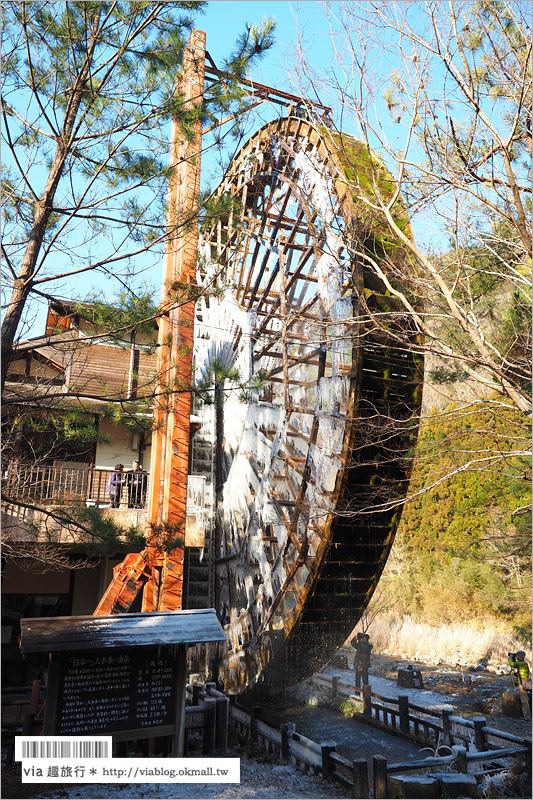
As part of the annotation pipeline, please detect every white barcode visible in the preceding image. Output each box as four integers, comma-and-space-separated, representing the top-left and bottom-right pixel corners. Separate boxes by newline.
16, 736, 112, 761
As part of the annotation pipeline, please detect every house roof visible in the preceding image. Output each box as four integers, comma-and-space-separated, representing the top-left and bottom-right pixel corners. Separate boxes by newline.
5, 327, 158, 408
20, 609, 226, 653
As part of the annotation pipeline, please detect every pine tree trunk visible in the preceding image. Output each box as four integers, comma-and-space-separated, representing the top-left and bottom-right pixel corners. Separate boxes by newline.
1, 194, 56, 389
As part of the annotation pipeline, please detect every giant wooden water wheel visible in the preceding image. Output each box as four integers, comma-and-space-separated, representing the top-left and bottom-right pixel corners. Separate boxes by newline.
193, 115, 423, 697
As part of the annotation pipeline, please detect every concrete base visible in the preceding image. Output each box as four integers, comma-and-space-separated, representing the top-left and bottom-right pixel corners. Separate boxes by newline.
389, 775, 440, 798
430, 772, 479, 798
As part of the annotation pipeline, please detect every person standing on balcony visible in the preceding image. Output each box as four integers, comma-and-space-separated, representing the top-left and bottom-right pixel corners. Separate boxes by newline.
127, 460, 147, 508
107, 464, 125, 508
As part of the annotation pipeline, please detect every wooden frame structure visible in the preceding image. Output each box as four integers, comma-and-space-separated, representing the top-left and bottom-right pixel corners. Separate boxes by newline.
193, 116, 424, 697
93, 30, 423, 700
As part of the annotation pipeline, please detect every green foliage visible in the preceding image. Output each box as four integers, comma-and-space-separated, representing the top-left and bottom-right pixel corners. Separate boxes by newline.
195, 358, 267, 406
384, 400, 531, 629
73, 506, 146, 556
102, 398, 153, 436
1, 1, 276, 376
430, 366, 469, 385
146, 521, 184, 554
239, 370, 267, 403
219, 17, 276, 79
195, 357, 241, 405
199, 192, 242, 233
339, 700, 361, 717
9, 407, 104, 462
74, 287, 158, 342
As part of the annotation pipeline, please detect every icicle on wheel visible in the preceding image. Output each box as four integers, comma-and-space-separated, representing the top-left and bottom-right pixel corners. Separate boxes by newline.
194, 115, 423, 697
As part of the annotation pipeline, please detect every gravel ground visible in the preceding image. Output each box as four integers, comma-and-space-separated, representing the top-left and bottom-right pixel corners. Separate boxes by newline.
4, 752, 350, 800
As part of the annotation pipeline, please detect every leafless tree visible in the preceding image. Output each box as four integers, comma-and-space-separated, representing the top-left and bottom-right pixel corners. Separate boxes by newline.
289, 0, 531, 416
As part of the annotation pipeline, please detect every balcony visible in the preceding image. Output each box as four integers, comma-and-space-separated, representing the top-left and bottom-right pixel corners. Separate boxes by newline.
2, 463, 149, 509
2, 464, 209, 547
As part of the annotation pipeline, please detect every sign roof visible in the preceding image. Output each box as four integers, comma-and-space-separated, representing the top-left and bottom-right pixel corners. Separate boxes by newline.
20, 609, 226, 654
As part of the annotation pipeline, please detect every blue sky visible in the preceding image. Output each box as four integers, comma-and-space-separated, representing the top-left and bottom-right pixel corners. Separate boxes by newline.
197, 2, 335, 185
13, 1, 447, 339
18, 2, 338, 339
200, 1, 324, 82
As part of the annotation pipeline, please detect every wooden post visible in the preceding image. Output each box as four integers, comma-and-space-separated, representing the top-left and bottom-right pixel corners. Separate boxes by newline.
321, 741, 336, 779
373, 755, 388, 799
30, 680, 41, 715
22, 712, 35, 736
215, 695, 229, 753
192, 683, 204, 705
398, 695, 410, 735
332, 675, 340, 700
352, 758, 369, 799
42, 656, 60, 735
281, 722, 295, 761
453, 745, 468, 773
144, 27, 206, 612
362, 684, 372, 716
250, 706, 260, 743
206, 681, 217, 695
172, 644, 188, 757
202, 697, 217, 754
441, 708, 452, 745
473, 717, 486, 751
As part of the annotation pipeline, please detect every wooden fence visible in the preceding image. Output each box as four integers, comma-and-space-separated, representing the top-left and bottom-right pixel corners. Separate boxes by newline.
184, 682, 229, 755
3, 678, 530, 797
227, 676, 532, 799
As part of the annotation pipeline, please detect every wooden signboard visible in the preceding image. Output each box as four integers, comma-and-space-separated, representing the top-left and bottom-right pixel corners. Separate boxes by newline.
56, 647, 177, 735
19, 609, 226, 755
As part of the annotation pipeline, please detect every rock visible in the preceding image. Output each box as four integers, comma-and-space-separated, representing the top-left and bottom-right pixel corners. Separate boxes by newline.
502, 690, 522, 718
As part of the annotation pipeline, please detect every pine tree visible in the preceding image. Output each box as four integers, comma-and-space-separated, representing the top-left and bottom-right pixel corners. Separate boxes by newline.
1, 1, 275, 388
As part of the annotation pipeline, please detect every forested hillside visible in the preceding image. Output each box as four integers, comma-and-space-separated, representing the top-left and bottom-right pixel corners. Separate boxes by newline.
380, 399, 531, 640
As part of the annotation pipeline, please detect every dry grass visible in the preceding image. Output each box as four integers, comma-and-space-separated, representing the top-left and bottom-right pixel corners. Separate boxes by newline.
349, 615, 532, 667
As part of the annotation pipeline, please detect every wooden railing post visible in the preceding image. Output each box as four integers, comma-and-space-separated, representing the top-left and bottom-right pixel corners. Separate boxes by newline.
373, 755, 388, 799
22, 712, 35, 736
473, 717, 486, 751
362, 684, 372, 716
352, 758, 369, 799
30, 680, 41, 715
192, 682, 204, 705
321, 740, 336, 779
453, 745, 468, 773
441, 707, 452, 745
250, 706, 260, 743
215, 695, 229, 753
202, 697, 216, 754
398, 695, 410, 735
281, 722, 295, 761
332, 675, 340, 700
525, 741, 532, 784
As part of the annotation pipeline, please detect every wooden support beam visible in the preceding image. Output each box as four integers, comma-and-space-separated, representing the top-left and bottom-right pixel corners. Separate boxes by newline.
144, 28, 206, 612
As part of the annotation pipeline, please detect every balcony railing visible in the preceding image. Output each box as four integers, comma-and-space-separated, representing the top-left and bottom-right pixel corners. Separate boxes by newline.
2, 463, 149, 509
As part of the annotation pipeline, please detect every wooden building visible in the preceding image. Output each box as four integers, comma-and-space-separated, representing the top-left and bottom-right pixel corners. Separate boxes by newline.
2, 300, 207, 685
